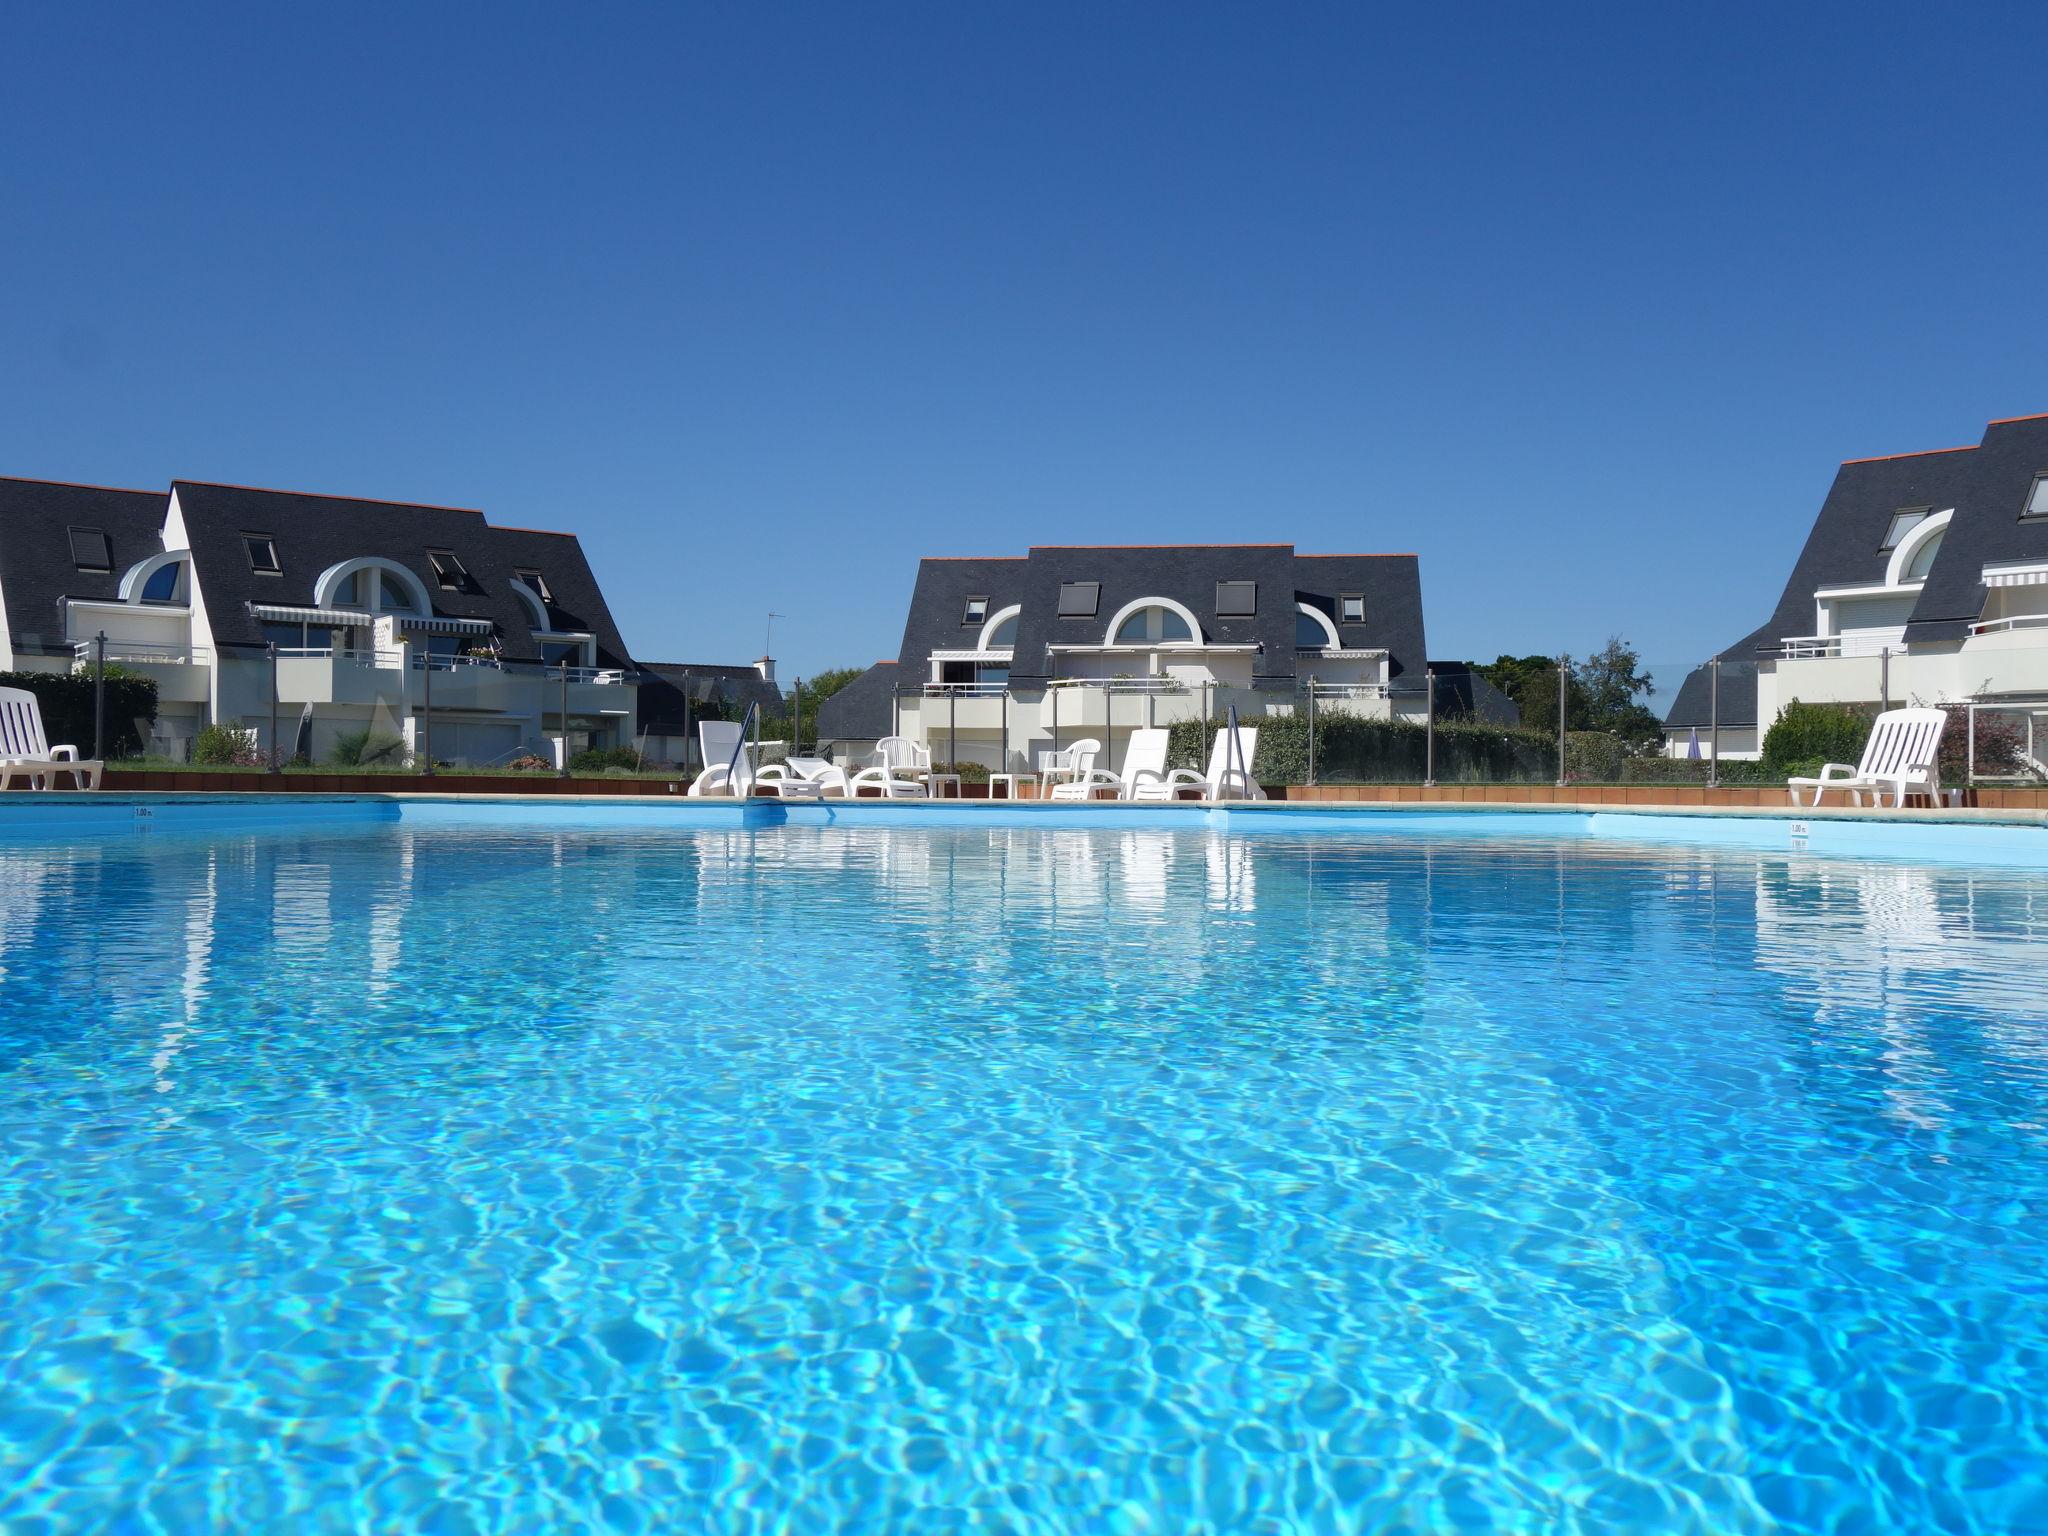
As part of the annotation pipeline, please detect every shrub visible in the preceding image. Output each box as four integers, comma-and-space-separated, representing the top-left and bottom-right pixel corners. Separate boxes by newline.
329, 729, 410, 768
569, 746, 643, 774
1762, 700, 1871, 775
507, 753, 554, 773
927, 761, 991, 784
1616, 756, 1779, 785
1934, 702, 2033, 784
192, 723, 262, 766
1, 668, 159, 757
1164, 713, 1558, 785
1563, 731, 1626, 782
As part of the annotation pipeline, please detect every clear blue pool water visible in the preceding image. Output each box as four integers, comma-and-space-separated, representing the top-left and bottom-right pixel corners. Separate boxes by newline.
3, 813, 2048, 1533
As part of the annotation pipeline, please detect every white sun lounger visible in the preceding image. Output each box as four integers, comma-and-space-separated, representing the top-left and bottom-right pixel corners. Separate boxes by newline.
1787, 707, 1947, 808
1052, 731, 1165, 801
0, 687, 103, 791
1134, 726, 1262, 801
849, 735, 930, 799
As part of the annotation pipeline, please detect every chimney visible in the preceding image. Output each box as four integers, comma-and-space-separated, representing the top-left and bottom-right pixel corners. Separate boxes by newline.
755, 655, 775, 683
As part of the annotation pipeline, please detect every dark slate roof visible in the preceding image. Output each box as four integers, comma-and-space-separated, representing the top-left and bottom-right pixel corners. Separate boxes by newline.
892, 545, 1429, 689
0, 477, 170, 657
1664, 650, 1759, 729
171, 482, 632, 666
1428, 664, 1522, 726
1901, 413, 2048, 642
484, 524, 634, 668
813, 661, 902, 742
634, 662, 781, 729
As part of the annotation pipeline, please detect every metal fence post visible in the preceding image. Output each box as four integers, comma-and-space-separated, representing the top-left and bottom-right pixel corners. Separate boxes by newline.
949, 684, 957, 771
793, 676, 803, 757
1880, 646, 1891, 713
93, 631, 107, 763
682, 672, 693, 772
892, 685, 901, 740
1707, 655, 1720, 790
1967, 703, 1977, 787
1424, 668, 1436, 787
422, 648, 434, 776
1050, 679, 1059, 760
1306, 675, 1318, 788
268, 640, 280, 774
1000, 688, 1009, 776
1203, 680, 1213, 769
559, 663, 571, 778
1554, 656, 1568, 788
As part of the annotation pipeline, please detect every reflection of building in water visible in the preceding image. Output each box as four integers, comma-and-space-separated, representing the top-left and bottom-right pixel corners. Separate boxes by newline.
1753, 855, 2048, 1134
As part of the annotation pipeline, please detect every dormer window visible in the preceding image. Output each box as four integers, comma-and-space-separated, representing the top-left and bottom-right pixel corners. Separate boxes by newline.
1340, 593, 1365, 624
962, 596, 988, 626
1215, 581, 1257, 617
1058, 582, 1100, 618
1880, 507, 1930, 551
2024, 476, 2048, 522
67, 527, 111, 573
428, 550, 468, 590
515, 568, 555, 603
245, 534, 281, 575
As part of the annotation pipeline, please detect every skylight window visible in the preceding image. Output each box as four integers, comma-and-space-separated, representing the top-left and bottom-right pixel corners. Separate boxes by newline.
516, 568, 555, 603
67, 527, 111, 573
244, 534, 281, 575
962, 596, 988, 626
1879, 507, 1929, 552
1215, 581, 1257, 617
1340, 593, 1365, 624
2025, 476, 2048, 521
428, 549, 468, 590
1057, 581, 1100, 618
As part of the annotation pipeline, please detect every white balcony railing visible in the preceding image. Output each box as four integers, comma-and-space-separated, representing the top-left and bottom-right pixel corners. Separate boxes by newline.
411, 653, 505, 672
1045, 677, 1191, 695
1971, 613, 2048, 635
1305, 682, 1390, 700
557, 666, 627, 685
275, 646, 406, 667
922, 683, 1009, 696
72, 639, 206, 666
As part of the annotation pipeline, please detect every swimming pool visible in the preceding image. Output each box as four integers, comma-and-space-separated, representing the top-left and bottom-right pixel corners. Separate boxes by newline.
3, 808, 2046, 1532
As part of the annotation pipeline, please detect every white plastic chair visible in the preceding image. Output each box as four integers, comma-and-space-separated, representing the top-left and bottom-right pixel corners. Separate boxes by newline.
849, 735, 930, 799
687, 721, 754, 796
760, 754, 850, 798
1052, 733, 1161, 801
1139, 726, 1263, 801
1788, 708, 1947, 808
0, 687, 103, 791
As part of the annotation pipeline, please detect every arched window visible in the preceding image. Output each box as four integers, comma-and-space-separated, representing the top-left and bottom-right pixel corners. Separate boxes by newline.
141, 563, 181, 603
509, 579, 550, 630
1904, 530, 1944, 582
1113, 605, 1194, 645
987, 612, 1017, 648
315, 558, 430, 616
1295, 603, 1340, 649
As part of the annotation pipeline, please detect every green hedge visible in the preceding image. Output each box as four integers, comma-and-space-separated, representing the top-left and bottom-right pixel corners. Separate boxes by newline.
0, 668, 159, 757
1763, 701, 1871, 774
1165, 713, 1558, 785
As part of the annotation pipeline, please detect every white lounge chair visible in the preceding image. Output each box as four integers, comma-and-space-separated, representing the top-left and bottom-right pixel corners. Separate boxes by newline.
1788, 708, 1947, 808
1137, 726, 1264, 801
0, 687, 103, 791
1036, 740, 1100, 798
759, 754, 850, 798
849, 735, 930, 799
688, 723, 830, 799
1052, 731, 1165, 801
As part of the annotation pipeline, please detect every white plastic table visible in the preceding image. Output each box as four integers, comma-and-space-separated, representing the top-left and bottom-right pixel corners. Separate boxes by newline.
988, 772, 1039, 800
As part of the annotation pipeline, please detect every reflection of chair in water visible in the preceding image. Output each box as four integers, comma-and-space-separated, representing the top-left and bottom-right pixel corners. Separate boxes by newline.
1206, 838, 1256, 908
1116, 831, 1174, 911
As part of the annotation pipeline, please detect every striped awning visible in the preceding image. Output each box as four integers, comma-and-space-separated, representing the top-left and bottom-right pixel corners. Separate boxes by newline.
248, 603, 376, 625
401, 614, 495, 637
1983, 562, 2048, 589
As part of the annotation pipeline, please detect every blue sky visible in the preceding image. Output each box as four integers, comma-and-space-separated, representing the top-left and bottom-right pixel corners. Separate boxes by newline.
5, 4, 2047, 688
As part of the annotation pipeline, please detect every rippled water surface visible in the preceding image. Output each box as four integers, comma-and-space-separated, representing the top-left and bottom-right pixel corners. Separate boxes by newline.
4, 815, 2048, 1533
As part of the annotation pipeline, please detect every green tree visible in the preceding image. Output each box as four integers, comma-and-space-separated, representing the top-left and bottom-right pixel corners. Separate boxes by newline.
790, 666, 865, 707
1576, 636, 1663, 744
